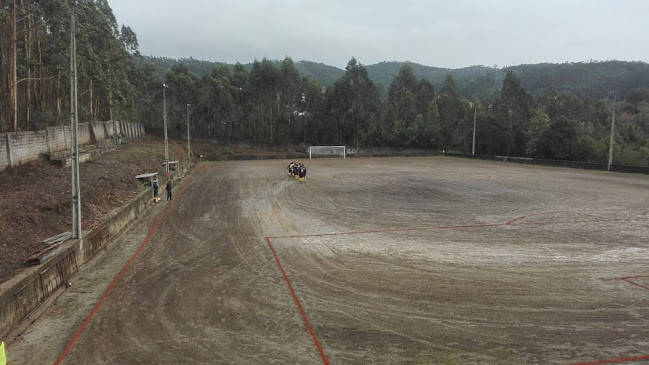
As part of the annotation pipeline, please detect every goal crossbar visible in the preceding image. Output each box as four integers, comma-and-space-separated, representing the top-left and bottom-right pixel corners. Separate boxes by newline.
309, 146, 346, 159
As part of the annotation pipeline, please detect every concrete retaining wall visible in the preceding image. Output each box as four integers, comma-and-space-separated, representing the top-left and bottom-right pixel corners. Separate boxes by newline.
90, 121, 107, 141
0, 121, 143, 171
0, 170, 173, 341
78, 123, 91, 146
4, 130, 49, 164
0, 134, 9, 168
46, 126, 71, 152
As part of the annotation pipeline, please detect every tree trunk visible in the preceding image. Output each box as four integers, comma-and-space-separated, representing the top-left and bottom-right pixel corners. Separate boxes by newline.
95, 93, 100, 121
11, 0, 18, 131
89, 79, 93, 121
23, 2, 32, 129
0, 23, 7, 131
108, 84, 114, 121
56, 69, 62, 123
38, 36, 44, 115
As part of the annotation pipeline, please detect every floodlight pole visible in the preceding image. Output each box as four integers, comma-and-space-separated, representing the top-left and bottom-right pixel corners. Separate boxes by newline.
163, 83, 169, 176
70, 0, 82, 244
186, 103, 191, 159
472, 105, 477, 156
607, 89, 616, 171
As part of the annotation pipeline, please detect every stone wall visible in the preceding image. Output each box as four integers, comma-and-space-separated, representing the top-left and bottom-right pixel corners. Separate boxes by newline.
0, 121, 143, 171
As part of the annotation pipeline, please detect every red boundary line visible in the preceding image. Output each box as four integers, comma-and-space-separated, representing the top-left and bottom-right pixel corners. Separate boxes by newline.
268, 222, 500, 240
505, 215, 526, 225
267, 216, 643, 240
267, 215, 648, 365
569, 354, 649, 365
622, 278, 649, 292
53, 176, 194, 365
264, 237, 331, 365
602, 275, 649, 281
600, 276, 649, 292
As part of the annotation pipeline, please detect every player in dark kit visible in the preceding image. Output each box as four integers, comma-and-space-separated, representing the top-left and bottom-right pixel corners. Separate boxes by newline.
166, 181, 172, 201
298, 164, 306, 182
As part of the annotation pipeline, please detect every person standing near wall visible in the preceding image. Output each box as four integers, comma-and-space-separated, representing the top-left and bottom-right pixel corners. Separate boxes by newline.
152, 178, 159, 198
166, 181, 172, 201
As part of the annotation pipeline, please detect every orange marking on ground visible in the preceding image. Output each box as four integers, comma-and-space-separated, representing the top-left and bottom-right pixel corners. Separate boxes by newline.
265, 237, 331, 365
569, 353, 649, 365
54, 176, 194, 365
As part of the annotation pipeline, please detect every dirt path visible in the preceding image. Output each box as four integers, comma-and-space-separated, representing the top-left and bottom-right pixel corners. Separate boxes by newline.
7, 157, 649, 364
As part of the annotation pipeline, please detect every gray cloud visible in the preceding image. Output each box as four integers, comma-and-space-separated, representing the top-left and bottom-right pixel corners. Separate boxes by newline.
109, 0, 649, 68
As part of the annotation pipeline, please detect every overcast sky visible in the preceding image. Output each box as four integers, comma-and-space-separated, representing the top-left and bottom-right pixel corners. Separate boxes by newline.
108, 0, 649, 69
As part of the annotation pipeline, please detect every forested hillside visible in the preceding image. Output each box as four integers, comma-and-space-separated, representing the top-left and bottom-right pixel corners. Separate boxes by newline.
2, 1, 648, 166
142, 57, 649, 103
142, 56, 344, 88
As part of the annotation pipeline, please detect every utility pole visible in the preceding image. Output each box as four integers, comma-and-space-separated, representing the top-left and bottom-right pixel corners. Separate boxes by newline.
70, 0, 82, 244
186, 103, 191, 159
472, 105, 477, 156
163, 83, 169, 176
607, 89, 617, 171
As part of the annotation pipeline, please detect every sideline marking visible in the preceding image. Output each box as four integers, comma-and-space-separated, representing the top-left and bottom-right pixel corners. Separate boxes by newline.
601, 276, 649, 292
569, 353, 649, 365
265, 237, 331, 365
266, 213, 646, 365
53, 176, 195, 365
622, 278, 649, 292
505, 215, 526, 225
267, 215, 641, 240
602, 275, 649, 281
269, 222, 500, 239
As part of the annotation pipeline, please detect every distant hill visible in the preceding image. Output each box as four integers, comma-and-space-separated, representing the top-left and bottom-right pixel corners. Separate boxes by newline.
143, 56, 230, 79
140, 56, 649, 101
365, 60, 649, 100
364, 61, 498, 98
294, 61, 345, 87
140, 56, 344, 87
506, 61, 649, 99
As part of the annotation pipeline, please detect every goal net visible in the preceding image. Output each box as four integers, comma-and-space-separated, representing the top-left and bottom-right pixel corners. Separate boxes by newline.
309, 146, 346, 159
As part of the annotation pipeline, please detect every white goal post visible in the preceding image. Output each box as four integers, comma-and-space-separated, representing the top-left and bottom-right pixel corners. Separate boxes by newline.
309, 146, 346, 159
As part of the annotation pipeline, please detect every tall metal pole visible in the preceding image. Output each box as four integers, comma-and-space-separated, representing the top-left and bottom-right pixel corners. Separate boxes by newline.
70, 0, 82, 243
472, 106, 477, 156
607, 89, 617, 171
163, 84, 169, 176
186, 103, 191, 159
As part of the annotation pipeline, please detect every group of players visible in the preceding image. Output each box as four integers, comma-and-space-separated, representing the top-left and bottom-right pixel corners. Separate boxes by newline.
287, 162, 307, 182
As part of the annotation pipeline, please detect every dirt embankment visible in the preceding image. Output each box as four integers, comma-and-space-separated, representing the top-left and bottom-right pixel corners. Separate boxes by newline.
0, 136, 195, 284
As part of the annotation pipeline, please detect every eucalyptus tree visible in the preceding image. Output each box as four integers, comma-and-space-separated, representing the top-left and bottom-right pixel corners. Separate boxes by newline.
324, 58, 380, 147
498, 70, 533, 156
386, 64, 418, 146
298, 77, 324, 144
437, 73, 472, 150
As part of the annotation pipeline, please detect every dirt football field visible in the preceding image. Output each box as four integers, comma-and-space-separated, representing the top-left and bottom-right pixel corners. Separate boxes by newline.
7, 157, 649, 365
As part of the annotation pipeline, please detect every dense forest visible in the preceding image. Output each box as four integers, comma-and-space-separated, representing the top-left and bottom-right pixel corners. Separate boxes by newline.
2, 0, 649, 166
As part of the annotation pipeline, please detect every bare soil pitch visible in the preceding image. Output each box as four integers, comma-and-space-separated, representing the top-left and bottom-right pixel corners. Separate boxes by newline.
8, 157, 649, 364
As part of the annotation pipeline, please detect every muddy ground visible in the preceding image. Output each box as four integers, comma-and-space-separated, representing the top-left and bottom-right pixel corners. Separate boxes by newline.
6, 157, 649, 364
